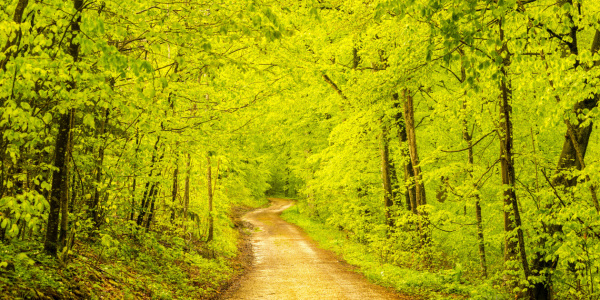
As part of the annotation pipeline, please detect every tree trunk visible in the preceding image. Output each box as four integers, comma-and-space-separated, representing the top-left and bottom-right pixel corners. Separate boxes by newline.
69, 172, 76, 214
44, 0, 82, 256
464, 111, 488, 278
458, 52, 488, 278
136, 181, 152, 226
130, 177, 136, 222
136, 136, 161, 226
138, 181, 159, 227
380, 121, 395, 228
130, 131, 141, 222
206, 155, 214, 242
44, 113, 71, 256
183, 153, 191, 221
144, 185, 159, 230
58, 109, 74, 248
498, 18, 531, 295
170, 165, 179, 222
393, 95, 417, 213
531, 16, 600, 300
402, 89, 429, 245
213, 158, 221, 195
90, 108, 109, 229
0, 142, 6, 201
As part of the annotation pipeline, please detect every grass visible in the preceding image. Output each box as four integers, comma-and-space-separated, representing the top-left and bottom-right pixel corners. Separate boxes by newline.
280, 203, 507, 300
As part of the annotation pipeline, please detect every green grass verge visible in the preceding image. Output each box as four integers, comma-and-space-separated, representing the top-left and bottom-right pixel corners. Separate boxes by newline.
281, 204, 507, 300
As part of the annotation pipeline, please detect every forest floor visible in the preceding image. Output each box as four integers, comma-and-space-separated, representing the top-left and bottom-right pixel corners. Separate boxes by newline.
221, 198, 411, 300
0, 203, 265, 300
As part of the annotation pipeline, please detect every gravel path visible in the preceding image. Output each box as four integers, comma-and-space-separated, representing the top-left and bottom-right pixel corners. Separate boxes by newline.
225, 198, 403, 300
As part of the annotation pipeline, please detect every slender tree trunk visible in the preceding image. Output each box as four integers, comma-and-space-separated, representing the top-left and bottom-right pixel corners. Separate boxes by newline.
136, 181, 152, 226
90, 108, 109, 229
145, 185, 159, 230
130, 131, 141, 222
402, 89, 429, 245
138, 181, 160, 227
593, 29, 600, 68
170, 165, 179, 222
213, 158, 221, 195
464, 116, 488, 278
403, 92, 425, 206
206, 155, 214, 242
393, 95, 417, 213
69, 173, 76, 214
458, 52, 488, 278
44, 114, 72, 256
183, 153, 191, 221
58, 109, 74, 248
0, 142, 6, 201
498, 19, 531, 295
44, 0, 82, 256
380, 121, 395, 228
136, 137, 160, 226
130, 176, 137, 222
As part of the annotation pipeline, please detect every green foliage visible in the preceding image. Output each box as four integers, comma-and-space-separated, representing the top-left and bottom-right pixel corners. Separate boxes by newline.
0, 199, 260, 299
2, 0, 600, 298
282, 203, 507, 299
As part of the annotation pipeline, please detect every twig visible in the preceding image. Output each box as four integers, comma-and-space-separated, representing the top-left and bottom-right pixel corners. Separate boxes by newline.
540, 168, 567, 207
441, 130, 495, 153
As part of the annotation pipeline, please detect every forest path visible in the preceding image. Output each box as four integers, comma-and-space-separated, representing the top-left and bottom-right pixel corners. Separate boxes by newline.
224, 198, 404, 300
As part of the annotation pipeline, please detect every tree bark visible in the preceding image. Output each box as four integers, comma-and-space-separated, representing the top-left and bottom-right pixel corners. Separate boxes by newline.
402, 89, 429, 245
130, 131, 141, 221
403, 90, 426, 207
144, 185, 159, 230
44, 0, 82, 256
380, 121, 395, 228
464, 112, 488, 278
170, 165, 179, 222
90, 108, 109, 229
531, 16, 600, 300
497, 18, 531, 295
44, 113, 71, 256
206, 155, 214, 242
58, 109, 74, 248
593, 29, 600, 68
459, 52, 488, 278
393, 95, 417, 213
183, 153, 191, 221
136, 137, 161, 226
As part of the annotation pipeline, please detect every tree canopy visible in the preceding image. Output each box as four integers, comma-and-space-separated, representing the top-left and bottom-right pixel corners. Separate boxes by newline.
1, 0, 599, 299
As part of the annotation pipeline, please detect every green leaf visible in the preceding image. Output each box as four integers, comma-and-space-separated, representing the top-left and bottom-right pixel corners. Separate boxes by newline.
83, 114, 95, 128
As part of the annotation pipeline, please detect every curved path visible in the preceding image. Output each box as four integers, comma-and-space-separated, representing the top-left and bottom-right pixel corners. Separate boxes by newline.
225, 198, 402, 300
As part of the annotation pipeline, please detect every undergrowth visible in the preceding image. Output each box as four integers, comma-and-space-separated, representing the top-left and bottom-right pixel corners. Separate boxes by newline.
281, 203, 508, 300
0, 197, 266, 300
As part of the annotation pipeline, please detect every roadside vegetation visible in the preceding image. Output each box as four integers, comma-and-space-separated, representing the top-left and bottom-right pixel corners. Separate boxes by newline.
282, 203, 503, 300
0, 197, 266, 299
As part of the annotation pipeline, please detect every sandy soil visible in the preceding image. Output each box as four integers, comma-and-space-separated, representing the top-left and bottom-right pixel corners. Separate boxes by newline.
224, 198, 406, 300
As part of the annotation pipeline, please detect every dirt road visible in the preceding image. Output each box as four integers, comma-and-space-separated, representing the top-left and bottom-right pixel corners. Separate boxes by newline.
225, 198, 402, 300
